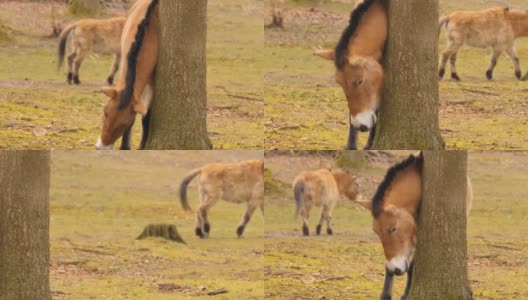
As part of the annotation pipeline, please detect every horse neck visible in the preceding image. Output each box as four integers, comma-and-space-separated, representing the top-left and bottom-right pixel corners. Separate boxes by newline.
382, 169, 421, 216
508, 12, 528, 37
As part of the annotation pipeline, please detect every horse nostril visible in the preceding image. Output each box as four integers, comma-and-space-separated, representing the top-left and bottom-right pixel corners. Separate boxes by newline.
358, 125, 369, 132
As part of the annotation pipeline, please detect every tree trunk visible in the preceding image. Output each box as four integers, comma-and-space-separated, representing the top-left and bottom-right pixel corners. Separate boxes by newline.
145, 0, 212, 150
372, 0, 444, 150
0, 151, 51, 300
67, 0, 101, 16
407, 151, 472, 300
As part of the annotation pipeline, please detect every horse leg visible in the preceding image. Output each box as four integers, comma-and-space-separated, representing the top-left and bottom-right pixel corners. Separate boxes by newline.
301, 205, 310, 236
67, 50, 77, 84
325, 209, 333, 235
364, 123, 376, 150
449, 52, 461, 81
439, 45, 453, 79
380, 267, 395, 300
346, 125, 358, 150
107, 53, 120, 85
316, 205, 328, 235
486, 49, 501, 80
236, 204, 258, 238
505, 47, 522, 80
138, 107, 151, 150
119, 118, 135, 150
400, 262, 413, 300
72, 52, 85, 85
198, 190, 218, 238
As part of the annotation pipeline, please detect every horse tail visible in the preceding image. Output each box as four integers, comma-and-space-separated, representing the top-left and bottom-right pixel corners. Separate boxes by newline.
119, 0, 159, 110
438, 15, 449, 37
293, 179, 305, 217
57, 22, 76, 71
334, 0, 377, 68
179, 168, 201, 212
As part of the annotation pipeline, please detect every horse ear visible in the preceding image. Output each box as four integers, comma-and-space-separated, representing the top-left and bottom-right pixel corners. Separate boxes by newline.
101, 86, 117, 98
133, 101, 147, 115
313, 49, 335, 61
384, 204, 399, 216
355, 199, 372, 211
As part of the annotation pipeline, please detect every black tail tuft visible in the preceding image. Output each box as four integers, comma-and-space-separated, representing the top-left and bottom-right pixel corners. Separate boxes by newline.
119, 0, 159, 110
334, 0, 377, 69
294, 180, 304, 217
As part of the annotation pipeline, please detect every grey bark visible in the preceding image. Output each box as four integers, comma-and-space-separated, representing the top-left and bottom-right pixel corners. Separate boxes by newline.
407, 151, 472, 299
145, 0, 212, 150
372, 0, 444, 149
0, 151, 51, 300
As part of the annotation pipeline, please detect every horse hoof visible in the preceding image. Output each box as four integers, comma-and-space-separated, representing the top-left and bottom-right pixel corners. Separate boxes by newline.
451, 73, 461, 81
73, 76, 81, 85
195, 227, 204, 238
515, 71, 522, 80
380, 295, 391, 300
486, 70, 493, 80
302, 225, 309, 236
107, 77, 114, 85
236, 225, 244, 237
438, 68, 445, 79
327, 228, 333, 235
316, 224, 322, 235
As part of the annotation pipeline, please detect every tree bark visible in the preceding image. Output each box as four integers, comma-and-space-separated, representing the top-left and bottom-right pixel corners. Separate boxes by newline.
145, 0, 212, 150
0, 151, 51, 300
67, 0, 101, 16
407, 151, 472, 300
372, 0, 444, 150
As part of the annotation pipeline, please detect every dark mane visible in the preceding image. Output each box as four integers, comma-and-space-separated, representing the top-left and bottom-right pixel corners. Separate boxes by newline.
371, 153, 423, 218
334, 0, 377, 69
119, 0, 159, 110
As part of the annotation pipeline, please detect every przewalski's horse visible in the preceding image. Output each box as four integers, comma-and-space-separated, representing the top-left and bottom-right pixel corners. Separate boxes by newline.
439, 7, 528, 81
314, 0, 387, 150
293, 169, 361, 236
355, 153, 473, 300
179, 160, 264, 238
96, 0, 159, 150
58, 17, 126, 85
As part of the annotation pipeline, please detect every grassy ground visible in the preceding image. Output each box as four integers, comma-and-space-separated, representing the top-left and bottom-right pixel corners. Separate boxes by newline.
264, 0, 528, 150
0, 0, 263, 149
50, 151, 264, 299
264, 151, 528, 299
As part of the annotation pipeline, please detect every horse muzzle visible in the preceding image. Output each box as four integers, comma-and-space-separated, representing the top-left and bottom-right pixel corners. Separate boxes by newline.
386, 256, 409, 276
95, 137, 114, 150
350, 111, 377, 132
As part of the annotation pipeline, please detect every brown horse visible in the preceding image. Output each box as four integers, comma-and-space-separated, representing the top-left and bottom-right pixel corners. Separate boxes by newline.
95, 0, 159, 150
293, 169, 360, 236
179, 160, 264, 238
356, 153, 473, 300
57, 17, 125, 85
439, 7, 528, 81
314, 0, 387, 150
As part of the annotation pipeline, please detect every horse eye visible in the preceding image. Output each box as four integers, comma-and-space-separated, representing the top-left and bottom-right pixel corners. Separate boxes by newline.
389, 226, 397, 233
356, 79, 364, 86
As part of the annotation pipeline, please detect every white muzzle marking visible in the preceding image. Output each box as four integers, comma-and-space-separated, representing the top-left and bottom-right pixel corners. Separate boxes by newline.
350, 110, 377, 130
95, 137, 114, 150
386, 255, 409, 275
